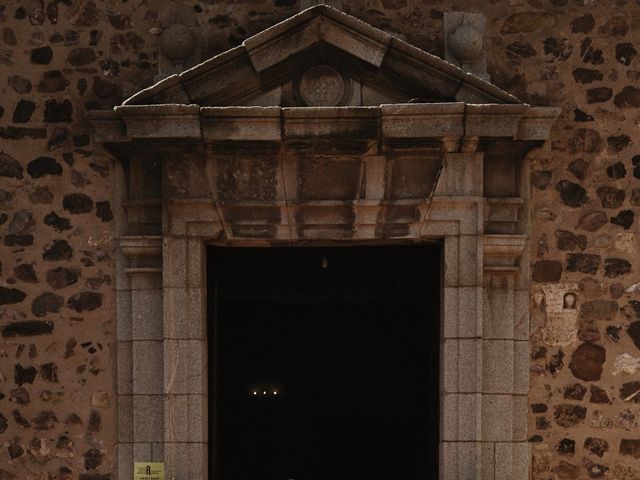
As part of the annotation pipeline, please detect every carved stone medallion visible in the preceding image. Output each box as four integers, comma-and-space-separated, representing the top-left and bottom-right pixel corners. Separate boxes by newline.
298, 65, 345, 106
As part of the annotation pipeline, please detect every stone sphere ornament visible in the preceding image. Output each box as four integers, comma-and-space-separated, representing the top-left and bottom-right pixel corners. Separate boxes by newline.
159, 23, 195, 63
298, 65, 346, 106
447, 19, 483, 65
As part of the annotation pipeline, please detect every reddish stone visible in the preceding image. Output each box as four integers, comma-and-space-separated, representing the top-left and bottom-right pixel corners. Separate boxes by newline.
533, 260, 563, 282
554, 404, 587, 427
590, 385, 610, 403
584, 437, 609, 457
614, 87, 640, 108
620, 439, 640, 458
569, 342, 606, 381
556, 438, 575, 455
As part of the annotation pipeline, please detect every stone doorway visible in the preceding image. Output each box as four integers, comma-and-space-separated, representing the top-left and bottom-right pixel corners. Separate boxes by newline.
89, 5, 560, 479
208, 245, 441, 480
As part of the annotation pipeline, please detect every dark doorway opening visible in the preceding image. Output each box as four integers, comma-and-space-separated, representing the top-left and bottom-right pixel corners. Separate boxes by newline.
208, 245, 440, 480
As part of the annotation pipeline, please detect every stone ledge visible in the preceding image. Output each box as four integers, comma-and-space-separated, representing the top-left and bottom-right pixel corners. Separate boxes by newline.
201, 106, 281, 141
120, 236, 163, 259
101, 103, 559, 144
114, 104, 201, 139
483, 234, 527, 271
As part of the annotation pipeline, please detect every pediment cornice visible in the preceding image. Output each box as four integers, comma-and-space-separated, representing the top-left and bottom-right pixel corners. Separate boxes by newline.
122, 5, 521, 107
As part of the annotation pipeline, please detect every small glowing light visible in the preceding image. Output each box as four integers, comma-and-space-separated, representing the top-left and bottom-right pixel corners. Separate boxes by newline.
273, 391, 277, 395
253, 391, 257, 395
263, 391, 267, 395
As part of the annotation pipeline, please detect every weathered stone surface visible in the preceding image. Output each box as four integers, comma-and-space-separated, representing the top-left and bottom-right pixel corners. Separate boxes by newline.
620, 439, 640, 458
590, 385, 610, 404
32, 410, 57, 430
556, 230, 587, 251
614, 87, 640, 108
532, 171, 552, 189
14, 263, 38, 283
0, 287, 26, 305
42, 239, 73, 261
569, 342, 606, 381
1, 321, 53, 337
37, 70, 67, 93
31, 46, 52, 64
31, 292, 64, 317
581, 300, 618, 322
556, 438, 575, 455
501, 12, 557, 34
564, 383, 586, 400
607, 134, 631, 153
607, 161, 627, 179
63, 193, 93, 214
567, 253, 600, 274
573, 68, 602, 84
29, 185, 53, 204
84, 448, 104, 470
9, 75, 32, 94
554, 404, 586, 428
14, 364, 36, 386
8, 211, 33, 235
611, 210, 634, 229
67, 48, 95, 66
585, 437, 609, 457
605, 258, 631, 277
546, 350, 564, 375
46, 267, 79, 290
95, 201, 113, 222
620, 382, 640, 403
12, 99, 35, 123
43, 99, 72, 122
577, 211, 608, 232
0, 152, 23, 179
556, 180, 588, 207
533, 260, 563, 282
27, 157, 62, 178
587, 87, 612, 103
44, 211, 71, 232
67, 292, 102, 312
571, 14, 595, 33
628, 322, 640, 350
596, 187, 625, 208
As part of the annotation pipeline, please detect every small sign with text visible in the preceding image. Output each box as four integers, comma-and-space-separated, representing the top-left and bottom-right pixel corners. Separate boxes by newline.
134, 462, 164, 480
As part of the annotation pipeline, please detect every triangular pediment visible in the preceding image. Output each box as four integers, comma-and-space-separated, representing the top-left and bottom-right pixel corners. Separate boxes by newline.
124, 5, 520, 107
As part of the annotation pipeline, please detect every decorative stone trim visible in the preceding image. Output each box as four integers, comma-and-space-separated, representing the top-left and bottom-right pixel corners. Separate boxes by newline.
95, 103, 560, 144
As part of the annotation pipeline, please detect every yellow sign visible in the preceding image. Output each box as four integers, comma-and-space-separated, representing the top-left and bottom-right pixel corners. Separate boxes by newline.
134, 462, 164, 480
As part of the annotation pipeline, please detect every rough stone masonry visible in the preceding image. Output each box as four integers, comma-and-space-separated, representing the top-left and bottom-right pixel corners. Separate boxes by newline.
0, 1, 640, 479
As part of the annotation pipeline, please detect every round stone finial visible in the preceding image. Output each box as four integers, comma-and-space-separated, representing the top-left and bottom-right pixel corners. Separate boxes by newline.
447, 20, 483, 64
159, 23, 195, 62
298, 65, 346, 107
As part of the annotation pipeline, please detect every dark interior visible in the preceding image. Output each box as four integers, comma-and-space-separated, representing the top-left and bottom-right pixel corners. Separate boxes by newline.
208, 245, 441, 480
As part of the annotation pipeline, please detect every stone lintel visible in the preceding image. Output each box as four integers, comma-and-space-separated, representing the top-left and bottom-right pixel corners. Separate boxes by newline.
201, 106, 281, 142
517, 106, 562, 140
85, 110, 128, 142
283, 106, 379, 139
380, 102, 465, 138
465, 104, 529, 138
99, 104, 559, 146
114, 104, 201, 139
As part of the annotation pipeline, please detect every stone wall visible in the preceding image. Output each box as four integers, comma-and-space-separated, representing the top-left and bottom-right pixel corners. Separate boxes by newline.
0, 1, 639, 479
